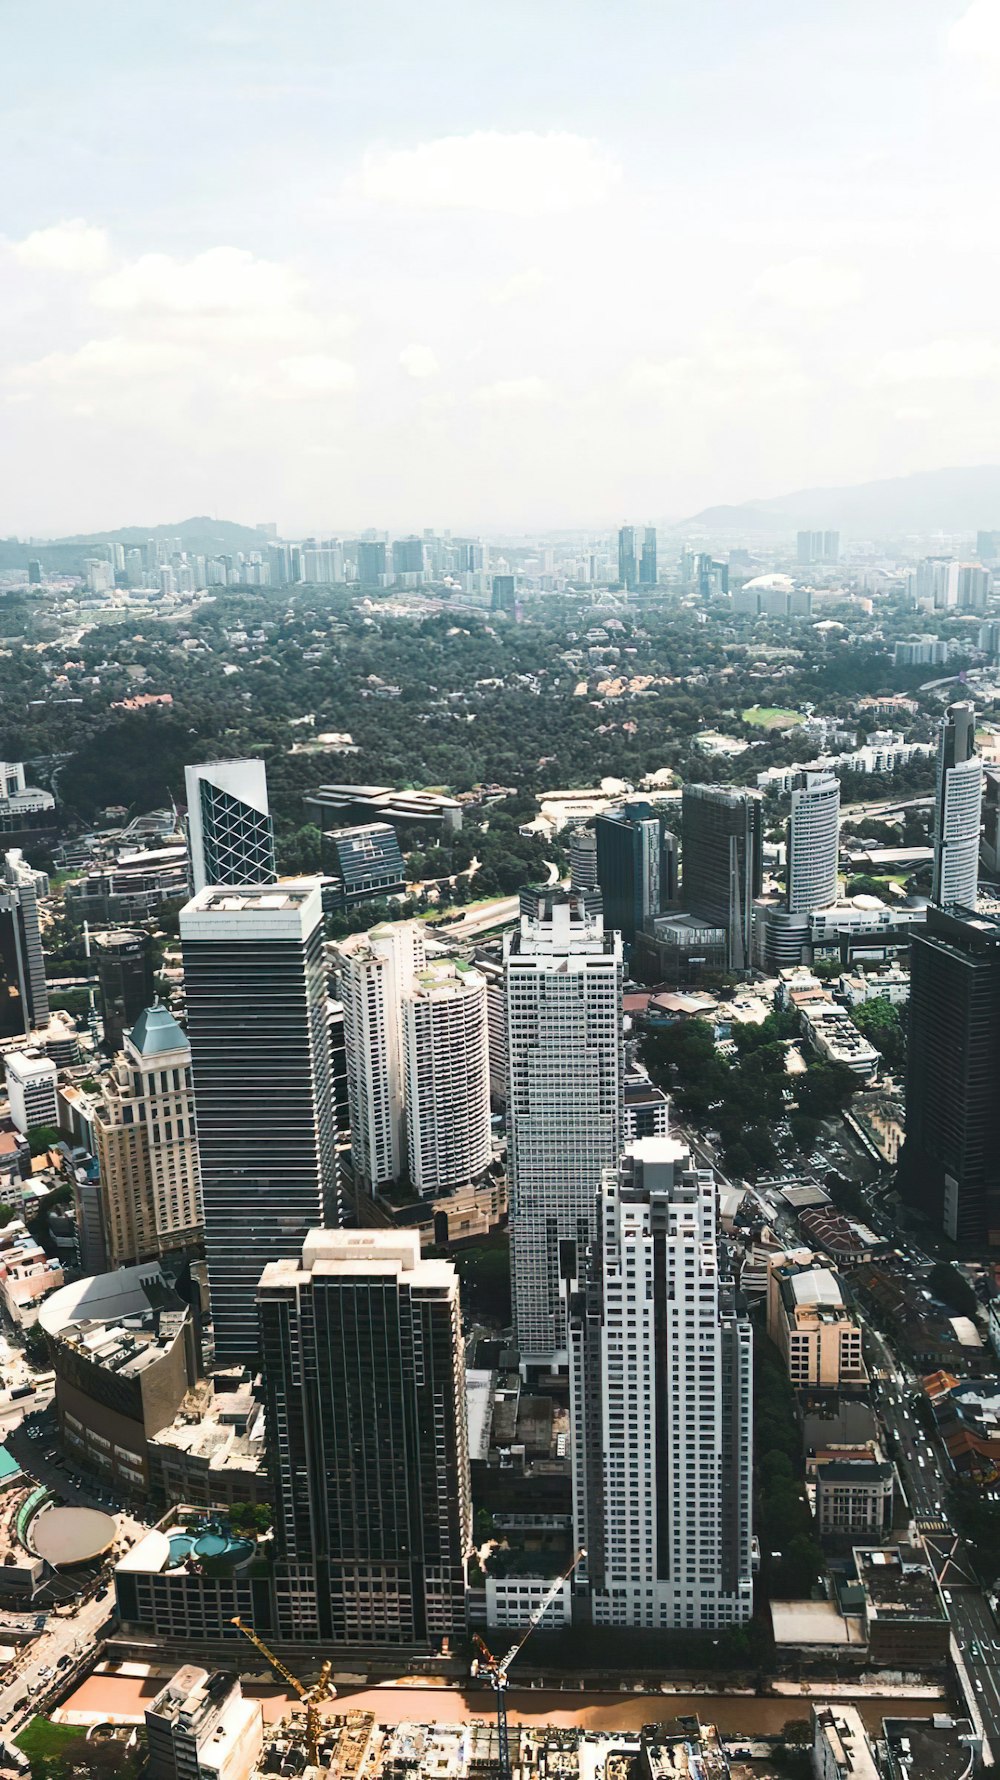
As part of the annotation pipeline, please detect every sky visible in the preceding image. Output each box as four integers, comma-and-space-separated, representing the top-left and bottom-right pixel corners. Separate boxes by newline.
2, 0, 1000, 536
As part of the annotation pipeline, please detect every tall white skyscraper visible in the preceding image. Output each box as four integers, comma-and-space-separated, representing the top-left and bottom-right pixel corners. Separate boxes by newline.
184, 759, 276, 894
402, 960, 491, 1193
339, 921, 425, 1191
787, 771, 840, 914
932, 702, 982, 909
180, 882, 339, 1364
506, 892, 623, 1372
565, 1137, 753, 1631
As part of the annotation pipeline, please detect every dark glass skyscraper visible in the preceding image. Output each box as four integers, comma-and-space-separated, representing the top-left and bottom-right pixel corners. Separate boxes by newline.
91, 928, 155, 1054
594, 801, 678, 948
180, 882, 340, 1364
639, 525, 657, 586
617, 525, 638, 591
258, 1230, 470, 1647
681, 785, 763, 971
0, 849, 49, 1036
900, 903, 1000, 1245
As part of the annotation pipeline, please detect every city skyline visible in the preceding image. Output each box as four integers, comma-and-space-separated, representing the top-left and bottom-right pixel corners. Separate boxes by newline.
4, 2, 1000, 534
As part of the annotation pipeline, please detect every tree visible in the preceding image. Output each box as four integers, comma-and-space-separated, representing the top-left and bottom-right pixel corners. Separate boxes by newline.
29, 1125, 61, 1157
853, 996, 906, 1070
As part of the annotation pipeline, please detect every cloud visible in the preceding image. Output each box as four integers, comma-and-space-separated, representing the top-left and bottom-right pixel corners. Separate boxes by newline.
751, 256, 863, 311
9, 337, 199, 387
347, 131, 620, 215
871, 338, 1000, 382
274, 354, 358, 396
91, 245, 307, 316
490, 268, 553, 305
948, 0, 1000, 62
473, 375, 551, 405
10, 220, 111, 274
399, 343, 440, 379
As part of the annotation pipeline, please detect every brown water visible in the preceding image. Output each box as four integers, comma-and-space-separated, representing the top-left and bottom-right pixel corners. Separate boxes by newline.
63, 1674, 948, 1736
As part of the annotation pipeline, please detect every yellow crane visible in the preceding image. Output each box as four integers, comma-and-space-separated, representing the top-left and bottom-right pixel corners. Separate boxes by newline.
232, 1615, 336, 1772
472, 1547, 586, 1780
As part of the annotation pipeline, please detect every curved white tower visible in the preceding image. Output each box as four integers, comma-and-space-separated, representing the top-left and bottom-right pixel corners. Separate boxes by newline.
788, 771, 840, 914
932, 702, 982, 909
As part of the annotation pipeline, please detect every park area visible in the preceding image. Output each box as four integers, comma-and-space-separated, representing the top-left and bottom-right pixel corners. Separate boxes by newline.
741, 705, 804, 730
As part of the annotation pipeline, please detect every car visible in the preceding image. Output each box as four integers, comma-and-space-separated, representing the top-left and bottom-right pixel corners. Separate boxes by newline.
944, 1590, 953, 1604
95, 1585, 108, 1601
976, 1680, 984, 1694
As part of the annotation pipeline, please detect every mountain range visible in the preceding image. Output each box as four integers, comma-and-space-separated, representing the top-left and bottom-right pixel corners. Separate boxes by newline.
673, 465, 1000, 538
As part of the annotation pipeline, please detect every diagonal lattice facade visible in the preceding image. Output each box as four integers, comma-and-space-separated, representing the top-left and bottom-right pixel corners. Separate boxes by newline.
199, 782, 275, 887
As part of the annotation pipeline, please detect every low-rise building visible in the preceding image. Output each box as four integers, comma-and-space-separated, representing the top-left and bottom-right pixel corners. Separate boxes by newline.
799, 1002, 880, 1078
767, 1254, 867, 1390
145, 1664, 263, 1780
114, 1505, 272, 1647
814, 1459, 894, 1541
853, 1544, 950, 1668
5, 1050, 58, 1134
149, 1375, 269, 1510
813, 1705, 880, 1780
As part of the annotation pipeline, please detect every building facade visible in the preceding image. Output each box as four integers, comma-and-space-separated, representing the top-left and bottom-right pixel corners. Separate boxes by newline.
339, 921, 425, 1191
184, 759, 276, 896
180, 883, 339, 1365
94, 1004, 203, 1269
91, 928, 156, 1056
402, 960, 491, 1194
766, 1255, 867, 1389
594, 802, 677, 948
932, 703, 982, 909
565, 1138, 754, 1630
681, 786, 763, 971
258, 1230, 471, 1647
787, 772, 840, 914
505, 894, 623, 1371
0, 849, 49, 1038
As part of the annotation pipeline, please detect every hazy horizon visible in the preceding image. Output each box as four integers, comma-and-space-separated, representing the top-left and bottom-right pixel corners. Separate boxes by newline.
3, 1, 999, 535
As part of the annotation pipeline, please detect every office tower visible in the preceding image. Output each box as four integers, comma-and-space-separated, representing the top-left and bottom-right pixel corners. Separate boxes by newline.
978, 530, 1000, 562
324, 823, 407, 912
0, 849, 49, 1035
340, 921, 425, 1191
681, 785, 763, 971
931, 703, 982, 908
797, 530, 839, 565
402, 960, 491, 1193
258, 1230, 471, 1646
491, 573, 516, 614
145, 1665, 263, 1780
900, 903, 1000, 1245
391, 536, 425, 579
184, 759, 275, 896
27, 560, 42, 586
787, 772, 840, 914
356, 539, 387, 583
5, 1050, 58, 1134
983, 767, 1000, 880
568, 824, 599, 893
505, 893, 623, 1371
617, 525, 638, 591
180, 883, 339, 1365
93, 1004, 203, 1268
639, 525, 658, 587
564, 1137, 753, 1630
594, 801, 678, 948
91, 928, 155, 1054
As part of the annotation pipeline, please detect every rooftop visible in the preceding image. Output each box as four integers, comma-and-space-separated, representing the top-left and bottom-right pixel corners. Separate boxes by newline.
128, 1002, 188, 1058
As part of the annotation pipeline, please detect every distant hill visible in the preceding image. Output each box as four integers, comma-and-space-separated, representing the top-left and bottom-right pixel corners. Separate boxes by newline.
673, 465, 1000, 538
0, 516, 269, 575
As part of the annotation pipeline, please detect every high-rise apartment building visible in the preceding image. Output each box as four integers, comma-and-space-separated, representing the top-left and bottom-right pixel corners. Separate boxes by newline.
564, 1137, 753, 1630
180, 883, 339, 1364
505, 893, 623, 1371
356, 539, 387, 584
145, 1665, 263, 1780
594, 801, 678, 948
184, 760, 275, 895
639, 526, 658, 586
787, 772, 840, 914
900, 903, 1000, 1245
340, 921, 426, 1191
681, 785, 763, 971
91, 928, 155, 1054
93, 1005, 203, 1269
258, 1230, 471, 1646
797, 530, 839, 564
0, 849, 49, 1037
931, 703, 982, 908
391, 536, 425, 579
617, 525, 638, 591
402, 960, 491, 1194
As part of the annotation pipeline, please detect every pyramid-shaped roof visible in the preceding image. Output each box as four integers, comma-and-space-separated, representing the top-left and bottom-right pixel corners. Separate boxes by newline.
128, 1002, 187, 1057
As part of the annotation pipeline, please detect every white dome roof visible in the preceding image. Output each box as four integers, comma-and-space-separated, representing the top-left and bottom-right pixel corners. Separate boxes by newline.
742, 573, 795, 592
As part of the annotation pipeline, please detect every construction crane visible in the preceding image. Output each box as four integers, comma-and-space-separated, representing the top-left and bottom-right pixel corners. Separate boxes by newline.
232, 1616, 336, 1772
472, 1547, 585, 1780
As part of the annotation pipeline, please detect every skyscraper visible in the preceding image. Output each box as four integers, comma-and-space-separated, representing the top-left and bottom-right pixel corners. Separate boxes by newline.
900, 903, 1000, 1245
91, 928, 155, 1054
594, 801, 678, 948
93, 1004, 203, 1268
180, 883, 339, 1364
568, 825, 599, 894
681, 786, 763, 971
931, 703, 982, 909
184, 760, 275, 895
0, 849, 49, 1036
340, 921, 426, 1191
258, 1230, 471, 1646
564, 1137, 753, 1630
356, 539, 387, 584
505, 893, 623, 1371
617, 525, 638, 591
402, 960, 491, 1194
787, 772, 840, 914
639, 526, 658, 586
